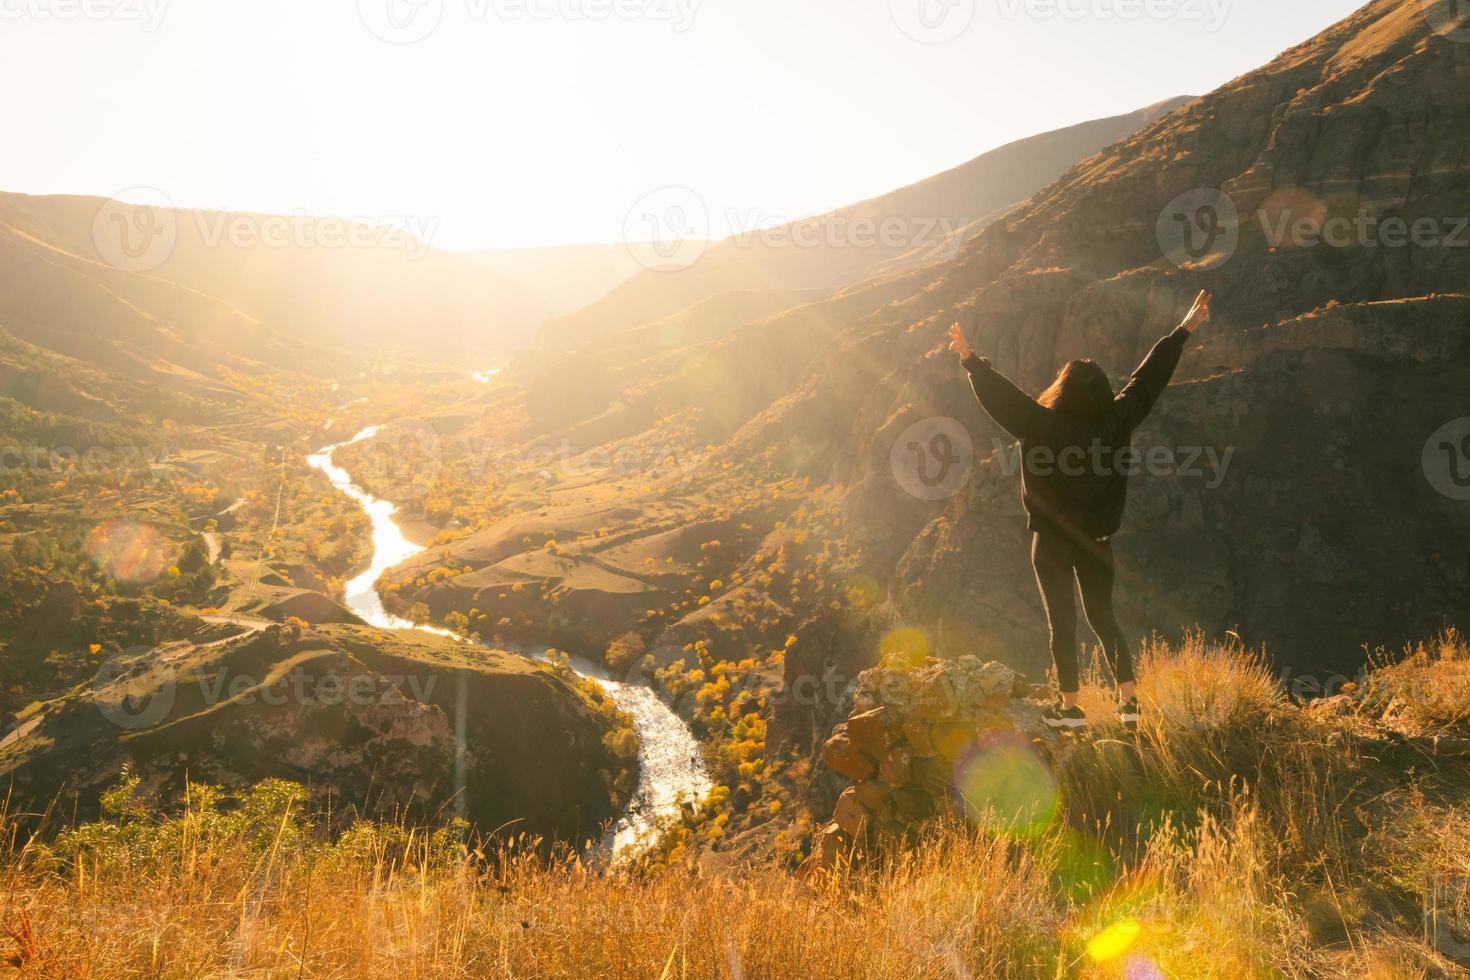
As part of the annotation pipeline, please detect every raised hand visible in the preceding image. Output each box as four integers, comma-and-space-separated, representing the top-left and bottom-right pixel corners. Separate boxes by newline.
1182, 290, 1213, 332
948, 323, 973, 360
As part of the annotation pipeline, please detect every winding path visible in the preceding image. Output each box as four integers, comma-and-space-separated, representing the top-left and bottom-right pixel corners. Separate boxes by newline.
306, 426, 711, 860
196, 497, 245, 565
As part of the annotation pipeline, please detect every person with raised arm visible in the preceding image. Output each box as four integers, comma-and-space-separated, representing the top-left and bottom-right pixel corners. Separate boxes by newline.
948, 291, 1212, 732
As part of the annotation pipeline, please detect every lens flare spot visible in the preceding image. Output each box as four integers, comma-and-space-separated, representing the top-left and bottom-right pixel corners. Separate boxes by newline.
950, 734, 1058, 836
87, 519, 169, 585
879, 627, 928, 671
843, 573, 881, 609
1087, 917, 1142, 964
1123, 953, 1165, 980
1258, 187, 1325, 251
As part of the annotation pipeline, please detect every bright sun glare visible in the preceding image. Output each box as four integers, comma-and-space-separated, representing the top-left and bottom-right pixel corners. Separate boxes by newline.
3, 0, 1363, 249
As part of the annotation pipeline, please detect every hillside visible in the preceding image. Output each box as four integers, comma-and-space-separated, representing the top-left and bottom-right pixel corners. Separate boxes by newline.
3, 2, 1470, 972
823, 0, 1470, 671
539, 97, 1194, 349
468, 242, 645, 319
0, 211, 318, 393
0, 621, 634, 844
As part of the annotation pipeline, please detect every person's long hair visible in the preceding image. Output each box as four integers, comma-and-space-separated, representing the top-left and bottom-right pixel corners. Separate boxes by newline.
1038, 359, 1114, 420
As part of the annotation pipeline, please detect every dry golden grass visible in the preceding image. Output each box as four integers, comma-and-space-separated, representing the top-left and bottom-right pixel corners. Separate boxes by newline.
0, 636, 1466, 979
0, 812, 1298, 979
1366, 628, 1470, 737
1064, 633, 1357, 871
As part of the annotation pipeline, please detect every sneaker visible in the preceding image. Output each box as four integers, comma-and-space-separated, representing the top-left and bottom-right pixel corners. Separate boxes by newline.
1118, 698, 1140, 732
1043, 703, 1088, 732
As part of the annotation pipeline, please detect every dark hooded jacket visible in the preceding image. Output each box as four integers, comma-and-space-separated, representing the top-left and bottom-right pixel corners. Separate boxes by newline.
962, 326, 1190, 541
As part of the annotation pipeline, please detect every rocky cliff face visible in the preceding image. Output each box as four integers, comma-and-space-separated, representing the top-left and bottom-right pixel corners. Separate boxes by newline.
0, 624, 632, 846
761, 0, 1470, 677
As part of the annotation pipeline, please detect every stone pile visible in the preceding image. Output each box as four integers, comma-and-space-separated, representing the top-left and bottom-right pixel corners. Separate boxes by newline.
805, 656, 1058, 872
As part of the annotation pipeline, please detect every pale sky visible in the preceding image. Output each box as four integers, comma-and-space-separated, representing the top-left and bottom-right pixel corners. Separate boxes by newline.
3, 0, 1367, 249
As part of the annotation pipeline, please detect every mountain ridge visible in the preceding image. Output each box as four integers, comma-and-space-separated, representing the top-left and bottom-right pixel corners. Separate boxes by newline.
538, 96, 1196, 350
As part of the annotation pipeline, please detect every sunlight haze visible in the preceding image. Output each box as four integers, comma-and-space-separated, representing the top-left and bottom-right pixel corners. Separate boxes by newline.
7, 0, 1367, 248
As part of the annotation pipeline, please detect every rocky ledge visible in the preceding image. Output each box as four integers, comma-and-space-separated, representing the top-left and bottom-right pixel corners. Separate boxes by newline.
0, 623, 637, 848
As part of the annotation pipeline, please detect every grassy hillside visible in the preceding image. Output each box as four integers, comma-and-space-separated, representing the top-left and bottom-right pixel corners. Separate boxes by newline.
2, 633, 1466, 977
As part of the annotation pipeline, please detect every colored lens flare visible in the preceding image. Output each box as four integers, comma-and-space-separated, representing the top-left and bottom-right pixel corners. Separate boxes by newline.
1123, 953, 1165, 980
87, 519, 169, 585
1087, 918, 1142, 963
950, 733, 1058, 836
879, 627, 929, 671
1258, 187, 1326, 251
843, 573, 881, 609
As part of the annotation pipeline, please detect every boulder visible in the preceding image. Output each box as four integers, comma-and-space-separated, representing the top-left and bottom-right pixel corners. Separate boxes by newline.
878, 746, 914, 787
916, 671, 960, 722
854, 779, 890, 811
910, 755, 951, 795
890, 785, 939, 823
821, 725, 877, 781
932, 721, 978, 762
832, 787, 873, 838
799, 822, 851, 879
846, 706, 898, 757
901, 717, 938, 758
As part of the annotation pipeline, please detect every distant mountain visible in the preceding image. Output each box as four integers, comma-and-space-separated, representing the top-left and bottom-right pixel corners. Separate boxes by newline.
467, 243, 646, 321
0, 204, 318, 418
539, 97, 1194, 349
0, 193, 641, 357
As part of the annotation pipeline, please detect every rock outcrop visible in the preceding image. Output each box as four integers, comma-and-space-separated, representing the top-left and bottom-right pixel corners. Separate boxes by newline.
0, 623, 635, 847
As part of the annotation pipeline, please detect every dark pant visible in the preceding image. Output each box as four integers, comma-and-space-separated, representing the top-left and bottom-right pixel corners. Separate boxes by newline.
1031, 529, 1134, 694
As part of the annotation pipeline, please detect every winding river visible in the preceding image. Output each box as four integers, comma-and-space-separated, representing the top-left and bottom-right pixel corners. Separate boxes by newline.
306, 425, 711, 860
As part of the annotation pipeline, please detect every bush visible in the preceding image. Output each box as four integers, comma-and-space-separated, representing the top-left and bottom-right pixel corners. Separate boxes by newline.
605, 631, 646, 674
